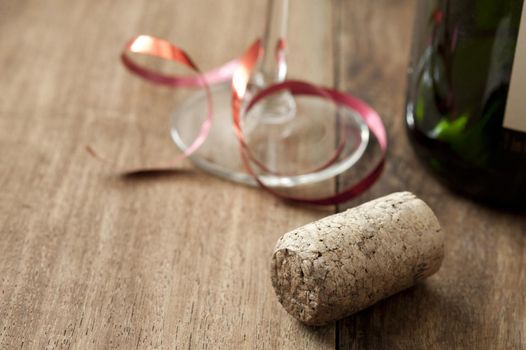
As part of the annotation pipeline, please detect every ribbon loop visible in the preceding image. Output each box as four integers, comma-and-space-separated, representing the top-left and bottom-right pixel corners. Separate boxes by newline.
113, 35, 388, 205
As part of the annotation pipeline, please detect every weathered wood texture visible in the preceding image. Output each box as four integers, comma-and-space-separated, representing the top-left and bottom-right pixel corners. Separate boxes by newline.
1, 0, 525, 349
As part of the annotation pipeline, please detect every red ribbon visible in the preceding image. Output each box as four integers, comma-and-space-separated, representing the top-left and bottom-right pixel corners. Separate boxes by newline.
114, 35, 387, 205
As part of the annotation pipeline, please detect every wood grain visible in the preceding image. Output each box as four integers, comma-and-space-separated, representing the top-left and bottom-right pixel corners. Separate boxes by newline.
335, 0, 526, 349
1, 0, 525, 349
0, 0, 336, 349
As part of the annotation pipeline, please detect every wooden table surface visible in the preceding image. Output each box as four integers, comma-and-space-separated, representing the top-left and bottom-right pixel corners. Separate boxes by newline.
1, 0, 525, 349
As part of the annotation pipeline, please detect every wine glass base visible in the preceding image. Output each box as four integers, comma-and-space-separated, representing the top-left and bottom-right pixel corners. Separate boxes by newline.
171, 82, 369, 188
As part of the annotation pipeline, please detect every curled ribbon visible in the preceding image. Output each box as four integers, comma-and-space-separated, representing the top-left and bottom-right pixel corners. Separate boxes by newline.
107, 35, 387, 205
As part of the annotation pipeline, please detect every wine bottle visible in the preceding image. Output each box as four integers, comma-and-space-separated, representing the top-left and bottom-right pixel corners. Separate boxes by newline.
405, 0, 526, 207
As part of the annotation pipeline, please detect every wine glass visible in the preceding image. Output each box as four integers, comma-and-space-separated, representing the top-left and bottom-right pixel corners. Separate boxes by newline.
170, 0, 369, 189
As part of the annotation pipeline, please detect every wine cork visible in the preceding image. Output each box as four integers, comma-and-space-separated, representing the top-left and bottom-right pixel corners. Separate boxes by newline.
270, 192, 444, 326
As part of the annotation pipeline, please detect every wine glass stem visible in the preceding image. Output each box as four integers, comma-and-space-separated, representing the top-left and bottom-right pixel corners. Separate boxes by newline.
257, 0, 289, 85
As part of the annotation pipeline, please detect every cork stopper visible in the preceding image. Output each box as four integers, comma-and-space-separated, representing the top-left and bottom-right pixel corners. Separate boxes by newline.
270, 192, 444, 326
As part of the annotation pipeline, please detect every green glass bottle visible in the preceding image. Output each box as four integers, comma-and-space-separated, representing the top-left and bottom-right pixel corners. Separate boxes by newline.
406, 0, 526, 207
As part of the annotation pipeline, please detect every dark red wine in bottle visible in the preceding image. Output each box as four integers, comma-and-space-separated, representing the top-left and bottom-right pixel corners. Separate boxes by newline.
405, 0, 526, 207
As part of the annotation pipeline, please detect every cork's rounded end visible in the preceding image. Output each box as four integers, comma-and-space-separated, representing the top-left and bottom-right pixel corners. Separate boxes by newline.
271, 248, 323, 326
